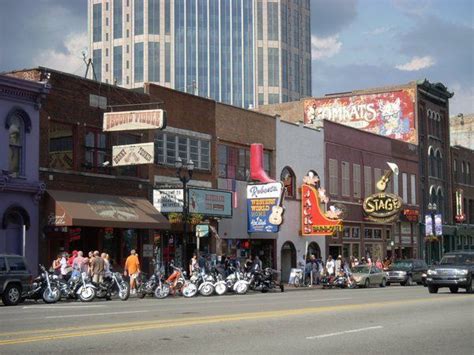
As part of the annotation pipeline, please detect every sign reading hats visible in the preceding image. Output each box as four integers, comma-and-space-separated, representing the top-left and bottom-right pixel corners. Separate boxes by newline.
103, 109, 166, 132
112, 142, 154, 166
301, 171, 343, 236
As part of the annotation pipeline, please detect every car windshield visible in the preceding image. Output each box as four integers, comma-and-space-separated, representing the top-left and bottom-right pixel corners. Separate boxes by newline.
390, 261, 412, 270
440, 254, 472, 265
352, 266, 370, 274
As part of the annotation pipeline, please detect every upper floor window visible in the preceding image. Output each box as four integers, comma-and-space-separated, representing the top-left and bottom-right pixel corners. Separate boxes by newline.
8, 115, 24, 175
93, 3, 102, 42
155, 131, 210, 171
49, 121, 74, 170
329, 159, 338, 196
453, 159, 458, 182
436, 150, 443, 179
428, 146, 436, 177
467, 163, 471, 185
84, 129, 109, 173
281, 167, 296, 198
461, 161, 466, 184
341, 161, 350, 197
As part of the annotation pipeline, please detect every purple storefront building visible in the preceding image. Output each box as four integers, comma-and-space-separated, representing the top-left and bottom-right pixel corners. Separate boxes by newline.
0, 74, 49, 273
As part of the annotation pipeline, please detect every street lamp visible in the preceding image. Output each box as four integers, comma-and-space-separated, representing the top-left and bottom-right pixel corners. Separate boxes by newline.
175, 157, 194, 268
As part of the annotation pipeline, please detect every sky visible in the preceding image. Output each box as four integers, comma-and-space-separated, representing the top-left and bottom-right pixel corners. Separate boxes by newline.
0, 0, 473, 114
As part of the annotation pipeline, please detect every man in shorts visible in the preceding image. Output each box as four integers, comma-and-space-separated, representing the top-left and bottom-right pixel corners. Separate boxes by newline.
124, 249, 140, 294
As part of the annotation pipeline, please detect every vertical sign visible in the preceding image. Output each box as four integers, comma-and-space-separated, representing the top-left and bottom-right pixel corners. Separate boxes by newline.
425, 215, 433, 236
434, 214, 443, 236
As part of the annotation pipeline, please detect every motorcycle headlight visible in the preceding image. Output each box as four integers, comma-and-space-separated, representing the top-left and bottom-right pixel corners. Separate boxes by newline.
456, 269, 468, 276
427, 270, 437, 275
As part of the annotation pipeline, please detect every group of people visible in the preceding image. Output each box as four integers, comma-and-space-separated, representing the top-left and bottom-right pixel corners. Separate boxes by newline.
188, 253, 265, 277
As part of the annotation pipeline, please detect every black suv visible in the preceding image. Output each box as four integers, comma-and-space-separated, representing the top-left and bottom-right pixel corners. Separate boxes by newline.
426, 251, 473, 294
386, 259, 428, 286
0, 255, 32, 306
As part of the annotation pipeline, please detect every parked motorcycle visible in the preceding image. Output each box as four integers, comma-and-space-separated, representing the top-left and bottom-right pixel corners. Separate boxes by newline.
182, 267, 215, 297
211, 267, 227, 296
226, 266, 250, 295
76, 271, 97, 302
248, 268, 284, 293
27, 264, 60, 304
163, 265, 186, 296
95, 272, 130, 301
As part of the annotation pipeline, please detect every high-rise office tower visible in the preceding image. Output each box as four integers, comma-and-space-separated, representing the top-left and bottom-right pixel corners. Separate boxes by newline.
88, 0, 311, 108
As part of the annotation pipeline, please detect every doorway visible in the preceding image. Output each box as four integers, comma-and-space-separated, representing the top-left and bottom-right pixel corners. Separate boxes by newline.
281, 241, 296, 283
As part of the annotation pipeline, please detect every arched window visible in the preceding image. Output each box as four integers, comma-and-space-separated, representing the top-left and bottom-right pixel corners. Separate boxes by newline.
428, 147, 436, 177
281, 167, 296, 198
467, 163, 471, 185
461, 162, 466, 184
429, 185, 437, 205
436, 150, 443, 179
453, 159, 458, 182
437, 187, 444, 219
8, 115, 24, 175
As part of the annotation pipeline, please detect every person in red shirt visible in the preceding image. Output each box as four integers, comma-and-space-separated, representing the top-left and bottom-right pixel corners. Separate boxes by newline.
68, 250, 78, 267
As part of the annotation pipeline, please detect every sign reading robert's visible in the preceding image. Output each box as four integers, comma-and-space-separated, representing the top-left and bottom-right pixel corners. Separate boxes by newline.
103, 109, 166, 132
112, 142, 154, 167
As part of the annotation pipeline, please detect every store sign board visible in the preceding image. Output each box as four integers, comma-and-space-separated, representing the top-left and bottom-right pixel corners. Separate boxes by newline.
188, 188, 232, 217
247, 182, 284, 233
425, 215, 433, 236
112, 142, 154, 166
153, 189, 183, 213
434, 214, 443, 236
402, 208, 419, 222
363, 193, 403, 223
301, 184, 343, 236
103, 109, 166, 132
304, 89, 417, 144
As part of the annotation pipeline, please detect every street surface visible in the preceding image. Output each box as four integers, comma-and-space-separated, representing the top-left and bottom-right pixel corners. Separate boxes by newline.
0, 286, 472, 354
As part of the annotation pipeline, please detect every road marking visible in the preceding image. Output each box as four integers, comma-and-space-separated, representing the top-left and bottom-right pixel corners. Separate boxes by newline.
0, 295, 471, 346
307, 297, 352, 302
45, 310, 148, 319
306, 325, 383, 339
22, 305, 105, 310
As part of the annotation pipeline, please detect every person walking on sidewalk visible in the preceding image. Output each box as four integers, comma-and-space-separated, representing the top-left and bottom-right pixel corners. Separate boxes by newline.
90, 251, 105, 284
124, 249, 140, 294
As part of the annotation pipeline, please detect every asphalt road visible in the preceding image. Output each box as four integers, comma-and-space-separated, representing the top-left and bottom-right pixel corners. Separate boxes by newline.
0, 286, 472, 354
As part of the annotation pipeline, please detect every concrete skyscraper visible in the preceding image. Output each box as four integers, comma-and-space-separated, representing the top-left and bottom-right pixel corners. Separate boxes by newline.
88, 0, 311, 108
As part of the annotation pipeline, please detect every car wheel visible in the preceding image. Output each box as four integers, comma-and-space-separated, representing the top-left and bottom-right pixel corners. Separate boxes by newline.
380, 278, 386, 288
428, 285, 438, 294
2, 284, 21, 306
386, 281, 391, 286
364, 279, 370, 288
449, 286, 459, 294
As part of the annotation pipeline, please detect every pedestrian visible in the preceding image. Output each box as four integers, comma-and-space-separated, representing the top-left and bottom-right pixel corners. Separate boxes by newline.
102, 253, 111, 277
326, 255, 335, 276
72, 251, 86, 276
252, 255, 262, 271
375, 258, 383, 269
124, 249, 140, 294
189, 253, 198, 274
52, 254, 61, 276
90, 251, 105, 284
68, 250, 78, 267
60, 253, 68, 279
335, 255, 342, 275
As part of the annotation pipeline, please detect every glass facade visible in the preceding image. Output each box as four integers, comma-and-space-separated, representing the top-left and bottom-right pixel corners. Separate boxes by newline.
134, 0, 144, 35
165, 42, 171, 82
186, 0, 196, 94
220, 0, 231, 104
113, 0, 122, 39
148, 0, 160, 34
268, 48, 279, 87
267, 2, 279, 41
164, 0, 171, 34
93, 49, 102, 81
93, 3, 102, 42
243, 0, 254, 108
174, 0, 185, 91
209, 0, 219, 101
113, 46, 122, 84
232, 0, 242, 106
148, 42, 160, 82
198, 0, 208, 97
134, 42, 144, 82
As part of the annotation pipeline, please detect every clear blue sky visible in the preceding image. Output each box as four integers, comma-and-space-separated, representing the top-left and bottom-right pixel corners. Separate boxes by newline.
1, 0, 472, 114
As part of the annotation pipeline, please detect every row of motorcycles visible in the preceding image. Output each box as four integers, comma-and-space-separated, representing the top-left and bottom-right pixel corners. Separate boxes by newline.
27, 265, 130, 303
136, 263, 285, 299
27, 262, 284, 303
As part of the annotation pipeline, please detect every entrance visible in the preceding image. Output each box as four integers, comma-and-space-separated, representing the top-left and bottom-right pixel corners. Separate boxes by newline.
281, 241, 296, 283
328, 245, 342, 259
307, 242, 321, 259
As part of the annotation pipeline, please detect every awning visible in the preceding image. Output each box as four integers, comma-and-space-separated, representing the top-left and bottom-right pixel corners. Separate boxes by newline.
46, 190, 170, 229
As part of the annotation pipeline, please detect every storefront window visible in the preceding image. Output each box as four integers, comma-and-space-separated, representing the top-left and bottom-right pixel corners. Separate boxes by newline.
374, 229, 382, 239
343, 244, 350, 258
386, 229, 391, 241
365, 228, 373, 239
343, 227, 350, 239
122, 229, 138, 256
49, 121, 74, 170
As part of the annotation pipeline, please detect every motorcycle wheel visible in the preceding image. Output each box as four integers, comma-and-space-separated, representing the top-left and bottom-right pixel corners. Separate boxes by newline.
154, 284, 171, 299
42, 287, 60, 304
79, 286, 96, 302
118, 282, 130, 301
182, 283, 198, 298
214, 282, 227, 296
234, 281, 249, 295
199, 282, 215, 297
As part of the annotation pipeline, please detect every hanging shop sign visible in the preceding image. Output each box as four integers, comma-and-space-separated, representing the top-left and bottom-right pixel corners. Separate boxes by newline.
363, 193, 403, 223
303, 89, 417, 144
188, 188, 233, 217
247, 182, 285, 233
425, 214, 433, 236
103, 109, 166, 132
434, 214, 443, 236
455, 189, 466, 223
301, 171, 343, 236
112, 142, 154, 166
195, 224, 210, 238
153, 189, 183, 213
401, 209, 419, 222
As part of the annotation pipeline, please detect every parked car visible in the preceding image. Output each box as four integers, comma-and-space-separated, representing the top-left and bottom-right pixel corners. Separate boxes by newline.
426, 251, 473, 294
0, 254, 32, 306
385, 259, 427, 286
352, 265, 387, 288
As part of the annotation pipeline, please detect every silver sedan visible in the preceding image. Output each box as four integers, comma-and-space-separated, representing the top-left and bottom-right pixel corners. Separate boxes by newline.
351, 265, 387, 288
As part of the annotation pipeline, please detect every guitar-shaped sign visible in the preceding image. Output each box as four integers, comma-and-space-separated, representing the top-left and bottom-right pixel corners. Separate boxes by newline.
269, 205, 284, 225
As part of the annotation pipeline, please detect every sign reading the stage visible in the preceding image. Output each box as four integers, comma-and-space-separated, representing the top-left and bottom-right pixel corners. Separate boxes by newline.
363, 193, 403, 223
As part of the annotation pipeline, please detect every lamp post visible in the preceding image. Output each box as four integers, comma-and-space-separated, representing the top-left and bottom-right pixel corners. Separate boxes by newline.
175, 157, 194, 268
427, 202, 437, 263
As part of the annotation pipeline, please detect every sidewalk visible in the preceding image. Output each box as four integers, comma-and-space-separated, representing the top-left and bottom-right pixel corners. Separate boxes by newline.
283, 283, 324, 292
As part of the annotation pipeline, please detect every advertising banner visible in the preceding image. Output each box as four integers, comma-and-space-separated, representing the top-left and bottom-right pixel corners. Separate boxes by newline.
188, 188, 233, 217
425, 215, 433, 236
247, 182, 284, 233
103, 109, 166, 132
153, 189, 183, 213
303, 89, 417, 144
112, 142, 154, 167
